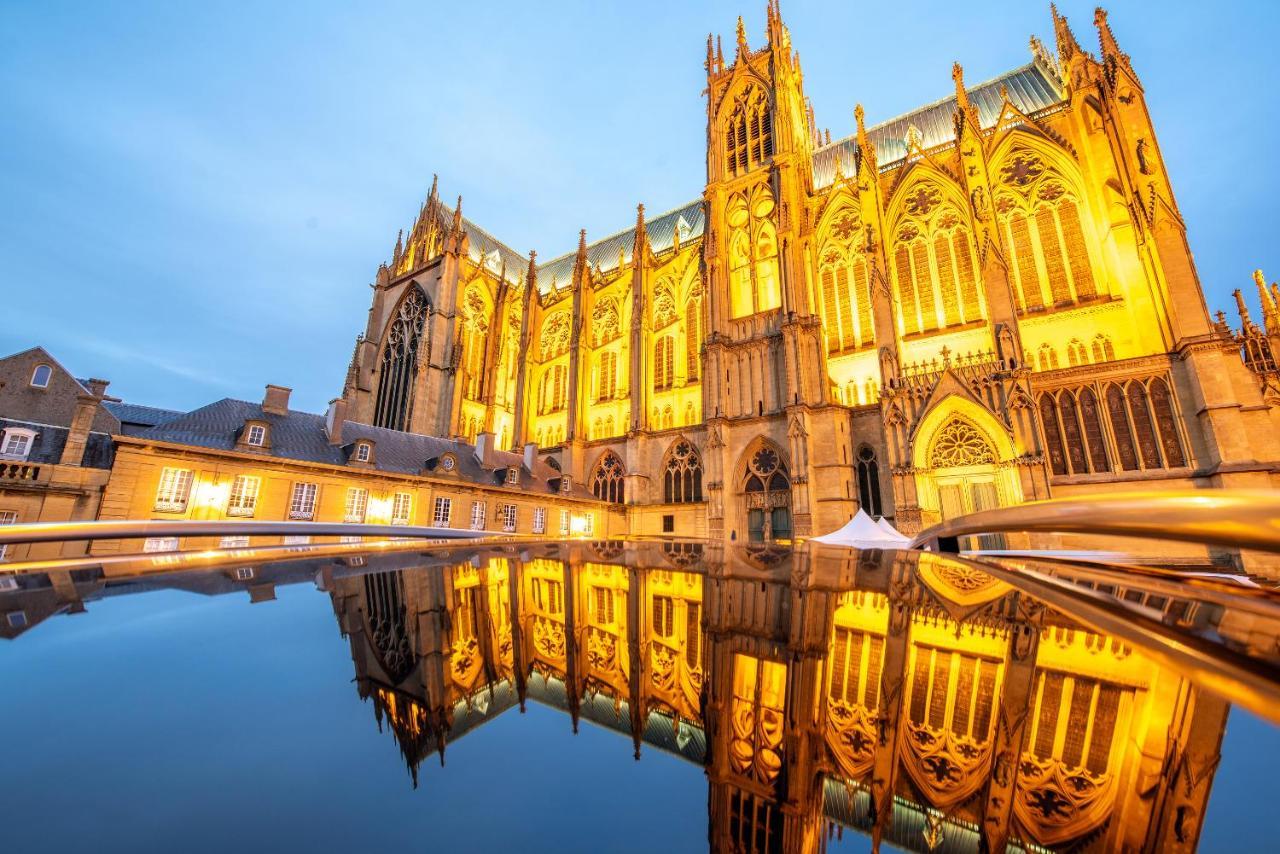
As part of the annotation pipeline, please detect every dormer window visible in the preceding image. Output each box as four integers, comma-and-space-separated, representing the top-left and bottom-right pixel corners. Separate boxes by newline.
560, 476, 572, 495
506, 467, 519, 485
1, 428, 36, 460
30, 364, 51, 388
246, 424, 266, 446
355, 442, 371, 462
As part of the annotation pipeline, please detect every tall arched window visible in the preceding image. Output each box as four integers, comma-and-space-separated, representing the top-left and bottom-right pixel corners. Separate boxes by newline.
1079, 388, 1111, 473
539, 364, 567, 414
597, 351, 617, 401
654, 336, 674, 391
1041, 389, 1113, 476
744, 446, 791, 541
1067, 339, 1088, 366
727, 186, 782, 318
724, 86, 773, 176
995, 149, 1099, 312
363, 571, 413, 684
890, 182, 983, 336
374, 288, 430, 431
663, 440, 703, 503
1148, 378, 1186, 468
1037, 344, 1059, 371
685, 291, 703, 380
1105, 383, 1140, 471
855, 445, 882, 516
1091, 334, 1115, 362
460, 286, 489, 401
590, 452, 626, 504
818, 204, 876, 353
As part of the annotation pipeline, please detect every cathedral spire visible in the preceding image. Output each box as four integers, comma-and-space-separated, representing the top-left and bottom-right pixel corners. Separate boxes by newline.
1093, 6, 1134, 79
525, 250, 537, 292
716, 35, 724, 71
571, 229, 589, 289
952, 61, 969, 111
1050, 3, 1082, 63
450, 195, 464, 235
766, 0, 783, 47
735, 15, 749, 60
855, 104, 877, 174
1234, 288, 1254, 330
427, 172, 439, 208
1256, 269, 1277, 324
632, 203, 647, 265
705, 33, 715, 74
392, 229, 403, 266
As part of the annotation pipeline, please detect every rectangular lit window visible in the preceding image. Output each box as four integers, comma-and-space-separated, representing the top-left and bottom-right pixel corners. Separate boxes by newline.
289, 482, 317, 520
532, 507, 546, 534
219, 535, 250, 548
433, 497, 452, 527
344, 487, 368, 523
391, 492, 413, 525
143, 536, 179, 553
234, 567, 254, 580
282, 535, 311, 546
154, 467, 193, 513
592, 586, 614, 623
246, 424, 266, 446
0, 509, 16, 560
226, 475, 260, 517
506, 467, 519, 485
501, 504, 517, 533
355, 442, 371, 462
470, 500, 486, 530
559, 509, 569, 536
652, 596, 674, 637
583, 513, 594, 536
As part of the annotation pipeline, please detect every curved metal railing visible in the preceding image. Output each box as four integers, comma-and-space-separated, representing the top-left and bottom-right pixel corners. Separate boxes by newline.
910, 489, 1280, 555
0, 518, 494, 546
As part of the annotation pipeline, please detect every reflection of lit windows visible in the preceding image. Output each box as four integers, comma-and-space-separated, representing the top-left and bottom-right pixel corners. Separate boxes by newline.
470, 501, 486, 530
153, 468, 193, 513
226, 475, 260, 517
532, 507, 546, 535
500, 504, 517, 533
246, 424, 266, 446
282, 535, 310, 546
1029, 672, 1126, 774
289, 482, 317, 520
344, 488, 368, 523
559, 509, 569, 536
0, 509, 17, 560
234, 567, 254, 580
143, 536, 179, 553
730, 654, 787, 782
220, 535, 250, 548
592, 586, 614, 624
533, 578, 563, 614
829, 629, 885, 710
6, 611, 27, 629
391, 492, 413, 525
652, 596, 674, 637
432, 497, 452, 527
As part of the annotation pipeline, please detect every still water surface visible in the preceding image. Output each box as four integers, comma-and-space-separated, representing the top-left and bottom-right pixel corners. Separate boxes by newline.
2, 541, 1276, 853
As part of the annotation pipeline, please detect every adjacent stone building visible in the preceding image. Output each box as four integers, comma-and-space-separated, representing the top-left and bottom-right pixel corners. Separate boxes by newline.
336, 5, 1280, 563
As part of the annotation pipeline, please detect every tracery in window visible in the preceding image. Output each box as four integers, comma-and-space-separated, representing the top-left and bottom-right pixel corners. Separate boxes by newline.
929, 418, 996, 468
592, 297, 620, 346
890, 181, 983, 336
1091, 334, 1115, 362
374, 288, 430, 431
590, 452, 626, 504
818, 203, 876, 354
597, 350, 618, 401
540, 311, 570, 360
663, 440, 703, 503
685, 288, 703, 380
653, 285, 677, 330
995, 148, 1100, 313
459, 285, 490, 400
727, 185, 781, 318
724, 86, 773, 176
363, 571, 414, 684
1067, 338, 1088, 366
1037, 343, 1059, 371
539, 364, 567, 414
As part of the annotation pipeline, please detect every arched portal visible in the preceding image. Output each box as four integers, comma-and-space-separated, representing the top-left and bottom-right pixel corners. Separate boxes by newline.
911, 399, 1022, 546
740, 442, 792, 542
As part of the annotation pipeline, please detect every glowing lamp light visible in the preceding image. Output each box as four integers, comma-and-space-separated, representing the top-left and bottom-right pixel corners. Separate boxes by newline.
568, 513, 590, 536
192, 479, 231, 512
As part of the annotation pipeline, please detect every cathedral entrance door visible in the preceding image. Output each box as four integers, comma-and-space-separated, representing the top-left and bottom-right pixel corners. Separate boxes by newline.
743, 446, 792, 542
936, 471, 1004, 550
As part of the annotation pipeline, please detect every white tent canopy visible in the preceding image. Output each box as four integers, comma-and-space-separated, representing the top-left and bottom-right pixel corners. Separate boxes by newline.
874, 516, 909, 543
812, 510, 911, 548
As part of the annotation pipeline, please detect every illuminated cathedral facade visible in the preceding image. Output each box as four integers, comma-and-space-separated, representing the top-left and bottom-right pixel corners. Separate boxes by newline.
337, 4, 1280, 548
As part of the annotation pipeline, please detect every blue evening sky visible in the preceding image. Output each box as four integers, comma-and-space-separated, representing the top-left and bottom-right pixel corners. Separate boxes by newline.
2, 1, 1277, 413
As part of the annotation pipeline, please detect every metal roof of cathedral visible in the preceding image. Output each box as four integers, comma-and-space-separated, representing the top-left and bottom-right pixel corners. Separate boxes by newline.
535, 199, 706, 292
811, 60, 1066, 188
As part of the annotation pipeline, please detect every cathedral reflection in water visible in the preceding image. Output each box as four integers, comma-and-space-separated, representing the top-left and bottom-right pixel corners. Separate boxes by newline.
326, 543, 1226, 853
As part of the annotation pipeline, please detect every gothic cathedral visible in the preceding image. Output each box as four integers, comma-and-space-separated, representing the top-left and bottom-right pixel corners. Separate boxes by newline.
338, 3, 1280, 545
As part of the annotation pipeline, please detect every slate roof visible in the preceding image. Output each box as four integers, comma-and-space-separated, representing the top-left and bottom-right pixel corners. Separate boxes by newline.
132, 398, 597, 499
536, 199, 706, 291
103, 401, 184, 436
811, 60, 1066, 188
0, 418, 114, 470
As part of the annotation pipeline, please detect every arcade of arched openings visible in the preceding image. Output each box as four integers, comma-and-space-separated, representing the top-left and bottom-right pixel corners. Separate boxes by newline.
340, 6, 1280, 567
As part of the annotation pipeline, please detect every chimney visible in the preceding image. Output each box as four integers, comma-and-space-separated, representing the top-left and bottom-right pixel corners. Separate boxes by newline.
523, 443, 538, 472
474, 431, 497, 467
59, 391, 99, 466
263, 384, 292, 416
325, 398, 347, 446
85, 378, 110, 399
